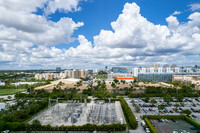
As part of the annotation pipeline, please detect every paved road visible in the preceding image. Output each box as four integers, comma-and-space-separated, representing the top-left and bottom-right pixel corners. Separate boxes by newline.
0, 94, 15, 99
126, 100, 145, 133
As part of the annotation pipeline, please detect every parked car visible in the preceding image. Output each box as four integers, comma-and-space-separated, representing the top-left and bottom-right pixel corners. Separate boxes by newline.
145, 128, 150, 133
135, 117, 139, 122
191, 115, 197, 118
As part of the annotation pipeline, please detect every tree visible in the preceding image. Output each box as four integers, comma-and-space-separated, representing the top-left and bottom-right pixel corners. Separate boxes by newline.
150, 99, 157, 104
180, 109, 191, 115
176, 94, 184, 102
7, 96, 12, 100
121, 80, 126, 84
134, 77, 137, 83
135, 105, 140, 113
174, 104, 180, 108
113, 79, 119, 84
32, 119, 42, 129
158, 105, 164, 110
145, 96, 150, 102
111, 82, 116, 88
76, 81, 83, 87
93, 87, 111, 99
163, 95, 173, 104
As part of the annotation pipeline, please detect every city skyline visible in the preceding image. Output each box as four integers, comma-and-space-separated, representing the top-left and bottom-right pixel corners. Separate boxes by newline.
0, 0, 200, 70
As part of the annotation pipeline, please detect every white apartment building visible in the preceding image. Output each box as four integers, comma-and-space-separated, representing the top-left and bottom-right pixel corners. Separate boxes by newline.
132, 67, 200, 77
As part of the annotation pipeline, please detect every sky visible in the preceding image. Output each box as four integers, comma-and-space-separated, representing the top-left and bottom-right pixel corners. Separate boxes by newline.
0, 0, 200, 70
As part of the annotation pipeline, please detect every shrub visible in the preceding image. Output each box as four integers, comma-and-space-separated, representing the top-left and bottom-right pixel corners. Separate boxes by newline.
144, 118, 158, 133
184, 116, 200, 129
119, 97, 138, 129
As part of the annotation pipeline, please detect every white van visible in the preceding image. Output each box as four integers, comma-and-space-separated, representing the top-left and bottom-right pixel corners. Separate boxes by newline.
141, 120, 146, 127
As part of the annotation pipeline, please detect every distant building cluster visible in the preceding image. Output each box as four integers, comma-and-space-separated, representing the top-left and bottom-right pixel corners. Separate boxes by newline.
35, 69, 88, 80
35, 73, 63, 80
133, 64, 200, 82
108, 67, 132, 81
111, 67, 128, 73
132, 64, 200, 77
33, 65, 200, 83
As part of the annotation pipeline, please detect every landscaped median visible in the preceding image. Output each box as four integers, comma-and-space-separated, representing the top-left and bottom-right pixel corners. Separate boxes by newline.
119, 97, 138, 129
143, 115, 200, 133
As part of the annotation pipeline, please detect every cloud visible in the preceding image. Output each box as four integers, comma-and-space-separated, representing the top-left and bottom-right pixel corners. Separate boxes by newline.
44, 0, 83, 15
189, 3, 200, 11
0, 0, 84, 46
0, 2, 200, 69
166, 15, 179, 29
94, 3, 169, 49
172, 11, 182, 15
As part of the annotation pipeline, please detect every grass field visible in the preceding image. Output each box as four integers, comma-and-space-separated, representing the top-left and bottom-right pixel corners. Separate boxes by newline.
0, 89, 26, 95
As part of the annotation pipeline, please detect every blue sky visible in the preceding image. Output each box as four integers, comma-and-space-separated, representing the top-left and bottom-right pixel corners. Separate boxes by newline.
0, 0, 200, 69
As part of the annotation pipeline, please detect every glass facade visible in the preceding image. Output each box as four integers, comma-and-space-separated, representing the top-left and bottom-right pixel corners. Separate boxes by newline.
138, 73, 200, 82
111, 67, 128, 73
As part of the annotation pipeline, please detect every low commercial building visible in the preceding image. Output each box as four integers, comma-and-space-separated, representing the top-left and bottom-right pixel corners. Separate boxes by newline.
108, 73, 133, 81
0, 81, 5, 86
116, 76, 134, 82
173, 75, 200, 89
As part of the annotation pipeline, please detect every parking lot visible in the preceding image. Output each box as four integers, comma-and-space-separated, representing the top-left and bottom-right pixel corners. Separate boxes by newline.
131, 97, 200, 123
149, 119, 199, 133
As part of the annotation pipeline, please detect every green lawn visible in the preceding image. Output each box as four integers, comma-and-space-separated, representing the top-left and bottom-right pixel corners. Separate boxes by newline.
0, 89, 26, 95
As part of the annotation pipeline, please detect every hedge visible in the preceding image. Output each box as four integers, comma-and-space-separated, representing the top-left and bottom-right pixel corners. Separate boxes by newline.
25, 123, 126, 131
184, 116, 200, 129
119, 97, 138, 129
128, 93, 199, 98
144, 118, 158, 133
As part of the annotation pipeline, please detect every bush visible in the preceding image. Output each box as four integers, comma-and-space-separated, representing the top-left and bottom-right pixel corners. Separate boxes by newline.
144, 118, 158, 133
180, 109, 192, 115
119, 97, 138, 129
26, 123, 126, 131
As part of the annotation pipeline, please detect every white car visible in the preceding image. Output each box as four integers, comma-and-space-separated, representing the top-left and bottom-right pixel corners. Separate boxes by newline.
135, 117, 139, 122
145, 128, 150, 133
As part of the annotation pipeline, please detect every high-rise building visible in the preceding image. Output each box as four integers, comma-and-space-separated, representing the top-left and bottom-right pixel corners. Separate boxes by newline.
105, 66, 108, 69
111, 67, 128, 73
56, 67, 61, 72
171, 64, 177, 68
152, 63, 160, 68
163, 64, 169, 68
